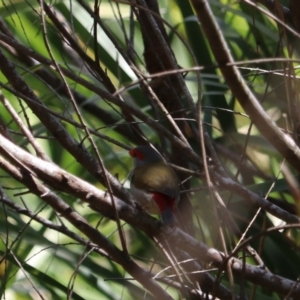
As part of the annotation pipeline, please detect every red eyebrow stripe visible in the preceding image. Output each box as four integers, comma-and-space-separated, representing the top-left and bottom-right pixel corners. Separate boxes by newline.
129, 149, 145, 160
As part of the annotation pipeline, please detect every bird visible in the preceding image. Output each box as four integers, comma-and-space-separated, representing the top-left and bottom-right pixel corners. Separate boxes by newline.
129, 145, 179, 226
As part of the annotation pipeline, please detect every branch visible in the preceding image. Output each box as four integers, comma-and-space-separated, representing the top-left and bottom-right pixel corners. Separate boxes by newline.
0, 133, 299, 297
0, 156, 173, 299
0, 46, 130, 202
190, 0, 300, 172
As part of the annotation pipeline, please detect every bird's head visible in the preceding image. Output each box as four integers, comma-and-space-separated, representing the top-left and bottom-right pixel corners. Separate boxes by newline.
129, 146, 164, 168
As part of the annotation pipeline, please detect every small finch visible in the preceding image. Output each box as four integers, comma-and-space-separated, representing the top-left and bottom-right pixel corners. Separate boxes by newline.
129, 146, 179, 226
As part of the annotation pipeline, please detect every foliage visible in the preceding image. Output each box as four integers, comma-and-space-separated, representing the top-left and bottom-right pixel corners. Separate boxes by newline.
0, 0, 300, 299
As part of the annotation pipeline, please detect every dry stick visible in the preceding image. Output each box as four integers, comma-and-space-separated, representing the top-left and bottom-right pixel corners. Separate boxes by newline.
190, 0, 300, 172
255, 0, 292, 21
9, 249, 46, 300
136, 71, 190, 146
0, 93, 50, 161
0, 114, 11, 140
67, 245, 96, 300
93, 0, 101, 76
113, 66, 205, 98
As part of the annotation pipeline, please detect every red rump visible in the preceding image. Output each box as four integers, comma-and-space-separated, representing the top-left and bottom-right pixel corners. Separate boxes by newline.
152, 192, 175, 212
129, 149, 144, 160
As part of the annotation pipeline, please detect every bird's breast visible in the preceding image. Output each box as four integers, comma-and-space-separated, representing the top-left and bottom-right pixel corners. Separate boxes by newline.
131, 163, 179, 198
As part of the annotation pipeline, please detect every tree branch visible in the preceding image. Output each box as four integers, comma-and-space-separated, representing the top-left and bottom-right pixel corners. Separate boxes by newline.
190, 0, 300, 172
1, 133, 299, 297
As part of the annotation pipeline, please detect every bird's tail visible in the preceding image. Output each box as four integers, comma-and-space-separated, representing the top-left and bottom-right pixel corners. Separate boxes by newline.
162, 207, 176, 226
